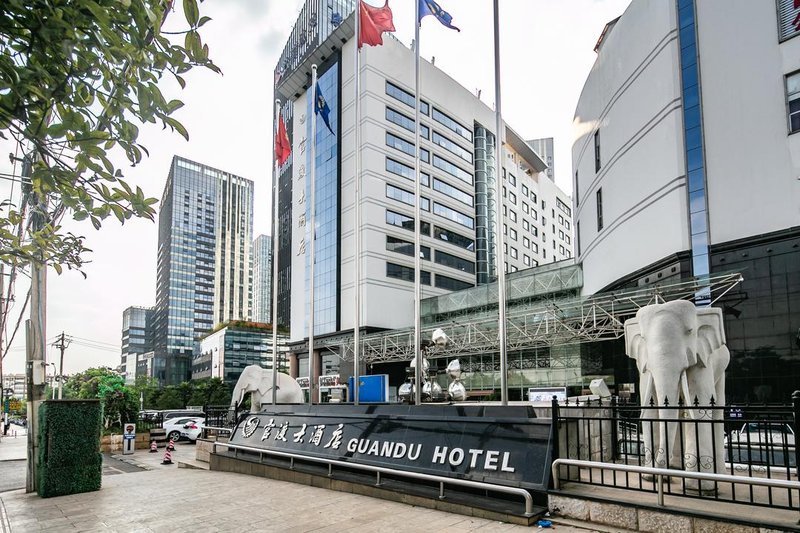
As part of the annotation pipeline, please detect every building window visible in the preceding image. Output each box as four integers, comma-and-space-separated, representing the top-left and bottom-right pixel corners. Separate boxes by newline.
432, 154, 472, 185
386, 132, 429, 163
386, 81, 429, 115
778, 0, 800, 41
576, 221, 581, 256
788, 71, 800, 133
509, 191, 516, 205
386, 107, 429, 139
386, 236, 430, 260
510, 247, 518, 259
431, 107, 472, 142
522, 184, 528, 196
509, 228, 517, 241
435, 250, 475, 274
435, 274, 474, 291
594, 130, 601, 172
386, 209, 430, 235
386, 157, 430, 186
433, 202, 474, 229
386, 183, 429, 211
523, 236, 530, 249
522, 220, 529, 232
432, 131, 472, 163
433, 225, 474, 251
508, 173, 516, 186
596, 188, 604, 231
523, 255, 530, 266
509, 210, 517, 223
387, 262, 431, 285
574, 170, 579, 205
433, 178, 473, 207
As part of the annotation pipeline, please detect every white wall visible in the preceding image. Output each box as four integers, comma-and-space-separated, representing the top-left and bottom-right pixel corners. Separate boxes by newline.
573, 0, 688, 294
696, 2, 800, 243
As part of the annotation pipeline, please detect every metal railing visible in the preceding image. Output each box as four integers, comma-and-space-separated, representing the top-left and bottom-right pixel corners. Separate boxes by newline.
212, 441, 535, 516
552, 392, 800, 511
552, 458, 800, 520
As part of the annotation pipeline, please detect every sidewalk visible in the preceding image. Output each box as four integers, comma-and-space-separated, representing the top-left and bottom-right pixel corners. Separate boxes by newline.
0, 429, 27, 463
0, 446, 613, 533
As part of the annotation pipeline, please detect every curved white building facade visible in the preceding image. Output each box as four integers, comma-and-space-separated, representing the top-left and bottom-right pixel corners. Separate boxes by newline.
573, 0, 800, 402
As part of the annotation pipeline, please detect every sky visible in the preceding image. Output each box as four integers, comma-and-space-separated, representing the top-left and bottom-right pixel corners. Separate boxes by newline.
0, 0, 631, 375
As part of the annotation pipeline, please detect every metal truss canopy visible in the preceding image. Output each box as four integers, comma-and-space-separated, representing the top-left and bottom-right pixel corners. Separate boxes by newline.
320, 272, 743, 365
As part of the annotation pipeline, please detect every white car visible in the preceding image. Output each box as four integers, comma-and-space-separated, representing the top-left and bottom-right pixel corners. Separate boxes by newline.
729, 423, 795, 446
163, 417, 205, 443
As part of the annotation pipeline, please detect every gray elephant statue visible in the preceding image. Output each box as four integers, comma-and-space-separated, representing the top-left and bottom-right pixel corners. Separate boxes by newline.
624, 300, 729, 492
230, 365, 304, 416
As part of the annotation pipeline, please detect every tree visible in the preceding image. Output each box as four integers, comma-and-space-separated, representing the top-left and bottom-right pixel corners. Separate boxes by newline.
0, 0, 220, 273
64, 367, 138, 429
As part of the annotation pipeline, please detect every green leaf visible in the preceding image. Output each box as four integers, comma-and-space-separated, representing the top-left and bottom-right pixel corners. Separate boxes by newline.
183, 0, 200, 27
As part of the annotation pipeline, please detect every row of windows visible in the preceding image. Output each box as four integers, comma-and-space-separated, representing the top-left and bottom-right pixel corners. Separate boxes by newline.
431, 131, 472, 163
386, 107, 430, 139
386, 157, 430, 186
386, 81, 430, 115
433, 202, 474, 229
386, 236, 474, 274
386, 209, 475, 252
432, 178, 473, 207
386, 183, 430, 211
432, 154, 472, 185
386, 132, 430, 163
432, 108, 473, 142
386, 262, 473, 291
788, 71, 800, 133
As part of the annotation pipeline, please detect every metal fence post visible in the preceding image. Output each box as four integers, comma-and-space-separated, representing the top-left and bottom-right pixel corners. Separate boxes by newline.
792, 390, 800, 479
611, 395, 619, 461
550, 395, 560, 488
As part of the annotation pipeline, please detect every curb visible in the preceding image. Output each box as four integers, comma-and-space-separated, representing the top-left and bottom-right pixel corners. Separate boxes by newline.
0, 495, 10, 533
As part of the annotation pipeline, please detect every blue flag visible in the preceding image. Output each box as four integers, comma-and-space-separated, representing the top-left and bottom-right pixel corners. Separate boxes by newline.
315, 82, 334, 135
418, 0, 460, 32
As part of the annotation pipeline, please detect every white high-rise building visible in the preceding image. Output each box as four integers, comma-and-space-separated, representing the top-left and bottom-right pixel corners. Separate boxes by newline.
272, 3, 573, 379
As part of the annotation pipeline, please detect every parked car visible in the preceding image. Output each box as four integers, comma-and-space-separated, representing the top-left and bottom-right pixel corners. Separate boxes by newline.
725, 422, 796, 467
163, 417, 204, 443
728, 422, 795, 446
161, 409, 204, 422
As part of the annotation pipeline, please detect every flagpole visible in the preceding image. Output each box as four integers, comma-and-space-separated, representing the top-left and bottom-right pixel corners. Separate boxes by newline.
271, 99, 281, 405
492, 0, 508, 406
353, 1, 361, 406
309, 64, 318, 405
413, 0, 422, 407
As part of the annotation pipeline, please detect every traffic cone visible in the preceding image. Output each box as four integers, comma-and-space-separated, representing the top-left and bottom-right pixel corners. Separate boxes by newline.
149, 440, 158, 453
166, 439, 175, 451
161, 448, 173, 465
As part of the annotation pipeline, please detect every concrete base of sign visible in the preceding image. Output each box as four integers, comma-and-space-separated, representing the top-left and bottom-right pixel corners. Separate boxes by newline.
210, 450, 545, 525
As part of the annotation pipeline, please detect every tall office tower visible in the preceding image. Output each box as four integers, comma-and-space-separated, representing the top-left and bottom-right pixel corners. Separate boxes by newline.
119, 306, 154, 383
272, 2, 573, 382
252, 235, 272, 323
153, 156, 254, 385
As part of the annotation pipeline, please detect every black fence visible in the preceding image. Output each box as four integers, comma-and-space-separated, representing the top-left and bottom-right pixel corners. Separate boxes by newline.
553, 391, 800, 510
134, 406, 239, 432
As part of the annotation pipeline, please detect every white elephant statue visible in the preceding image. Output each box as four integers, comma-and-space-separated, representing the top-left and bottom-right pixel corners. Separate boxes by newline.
230, 365, 305, 415
624, 300, 730, 493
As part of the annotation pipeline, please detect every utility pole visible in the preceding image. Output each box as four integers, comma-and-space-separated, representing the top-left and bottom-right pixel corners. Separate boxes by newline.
53, 332, 68, 399
24, 154, 47, 494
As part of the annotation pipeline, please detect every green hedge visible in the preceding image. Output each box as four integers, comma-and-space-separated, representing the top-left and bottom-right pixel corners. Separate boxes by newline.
37, 400, 102, 498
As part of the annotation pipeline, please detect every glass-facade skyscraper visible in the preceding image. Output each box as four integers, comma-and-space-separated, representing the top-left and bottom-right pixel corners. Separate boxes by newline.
252, 235, 272, 323
120, 306, 154, 384
153, 156, 254, 385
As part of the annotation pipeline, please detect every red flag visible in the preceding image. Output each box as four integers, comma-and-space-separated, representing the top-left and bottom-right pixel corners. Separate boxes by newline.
275, 112, 291, 166
359, 0, 396, 49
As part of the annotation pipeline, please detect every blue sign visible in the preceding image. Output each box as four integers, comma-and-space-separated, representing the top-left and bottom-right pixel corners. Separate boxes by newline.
348, 375, 389, 403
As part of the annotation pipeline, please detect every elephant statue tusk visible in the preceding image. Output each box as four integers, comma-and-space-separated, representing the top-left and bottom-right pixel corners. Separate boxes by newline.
680, 371, 691, 406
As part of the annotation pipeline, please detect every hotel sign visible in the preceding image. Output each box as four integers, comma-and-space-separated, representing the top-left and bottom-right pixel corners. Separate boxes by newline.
228, 404, 553, 490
